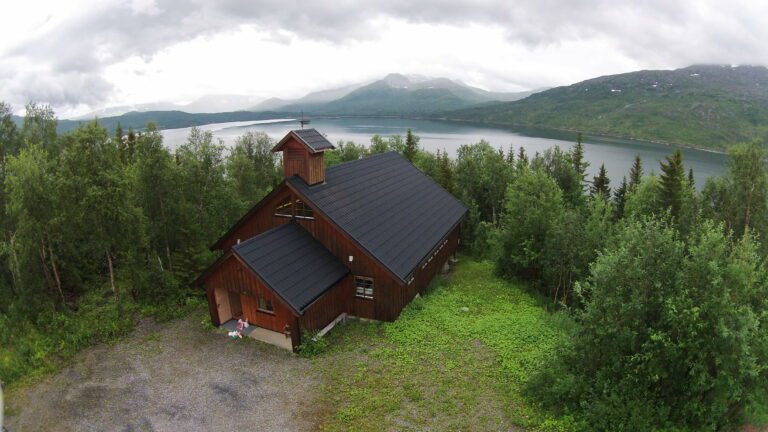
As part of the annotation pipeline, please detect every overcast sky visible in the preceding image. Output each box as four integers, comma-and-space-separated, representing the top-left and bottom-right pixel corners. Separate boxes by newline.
2, 0, 767, 118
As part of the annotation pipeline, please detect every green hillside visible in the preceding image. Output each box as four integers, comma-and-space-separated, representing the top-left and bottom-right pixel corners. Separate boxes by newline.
280, 74, 535, 116
314, 82, 476, 115
445, 65, 768, 150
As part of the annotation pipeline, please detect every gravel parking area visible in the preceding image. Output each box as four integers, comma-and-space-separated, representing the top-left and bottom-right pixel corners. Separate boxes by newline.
5, 314, 322, 432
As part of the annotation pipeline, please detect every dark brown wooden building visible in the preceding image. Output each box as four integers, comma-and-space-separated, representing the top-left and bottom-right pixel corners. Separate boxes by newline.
198, 128, 467, 350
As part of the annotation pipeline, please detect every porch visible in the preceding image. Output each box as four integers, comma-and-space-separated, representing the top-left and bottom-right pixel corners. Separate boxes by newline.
220, 319, 293, 351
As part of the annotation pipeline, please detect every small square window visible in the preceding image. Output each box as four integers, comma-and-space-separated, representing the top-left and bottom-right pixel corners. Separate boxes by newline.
355, 277, 374, 300
258, 296, 274, 313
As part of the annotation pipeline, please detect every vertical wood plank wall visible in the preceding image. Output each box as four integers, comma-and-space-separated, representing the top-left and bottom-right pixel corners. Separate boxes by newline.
308, 153, 325, 185
300, 277, 352, 330
204, 255, 295, 333
284, 140, 308, 182
207, 181, 463, 343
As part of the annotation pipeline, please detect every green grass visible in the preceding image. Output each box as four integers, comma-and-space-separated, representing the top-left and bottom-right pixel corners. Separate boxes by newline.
317, 258, 576, 431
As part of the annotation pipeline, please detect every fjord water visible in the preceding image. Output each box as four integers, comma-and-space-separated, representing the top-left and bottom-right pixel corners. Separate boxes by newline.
161, 117, 727, 187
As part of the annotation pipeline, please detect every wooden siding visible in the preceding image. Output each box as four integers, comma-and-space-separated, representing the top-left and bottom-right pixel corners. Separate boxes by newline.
210, 183, 461, 328
413, 224, 460, 295
218, 187, 294, 251
308, 153, 325, 185
292, 206, 405, 321
281, 138, 325, 185
300, 276, 352, 331
283, 139, 308, 182
203, 254, 295, 334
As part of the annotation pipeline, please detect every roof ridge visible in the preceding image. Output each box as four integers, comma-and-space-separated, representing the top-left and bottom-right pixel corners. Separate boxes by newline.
232, 221, 295, 250
289, 151, 467, 282
324, 151, 400, 174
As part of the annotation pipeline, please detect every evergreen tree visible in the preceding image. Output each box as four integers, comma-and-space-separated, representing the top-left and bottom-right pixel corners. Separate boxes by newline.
115, 123, 123, 143
659, 149, 685, 219
506, 144, 515, 165
591, 163, 611, 200
572, 133, 589, 183
516, 147, 529, 171
403, 128, 419, 162
56, 121, 146, 295
438, 148, 453, 193
629, 153, 643, 190
613, 176, 628, 219
688, 167, 695, 188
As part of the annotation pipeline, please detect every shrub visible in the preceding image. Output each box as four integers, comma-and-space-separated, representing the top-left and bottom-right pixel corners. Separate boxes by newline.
530, 218, 768, 430
296, 330, 329, 358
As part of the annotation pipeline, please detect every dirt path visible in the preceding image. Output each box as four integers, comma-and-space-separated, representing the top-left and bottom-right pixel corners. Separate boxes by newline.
6, 314, 322, 432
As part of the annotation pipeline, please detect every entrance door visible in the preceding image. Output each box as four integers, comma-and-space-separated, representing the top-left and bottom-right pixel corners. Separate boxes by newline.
228, 291, 243, 319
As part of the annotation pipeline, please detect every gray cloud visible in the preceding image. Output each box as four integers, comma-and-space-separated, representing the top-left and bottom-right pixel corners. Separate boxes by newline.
2, 0, 767, 111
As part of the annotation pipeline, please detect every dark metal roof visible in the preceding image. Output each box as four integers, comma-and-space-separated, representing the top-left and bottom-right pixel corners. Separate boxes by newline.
288, 152, 468, 282
273, 128, 335, 153
232, 222, 349, 313
292, 128, 335, 151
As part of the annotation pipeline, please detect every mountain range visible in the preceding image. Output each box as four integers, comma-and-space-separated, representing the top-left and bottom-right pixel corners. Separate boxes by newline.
251, 73, 539, 115
72, 94, 263, 119
19, 66, 768, 150
446, 65, 768, 150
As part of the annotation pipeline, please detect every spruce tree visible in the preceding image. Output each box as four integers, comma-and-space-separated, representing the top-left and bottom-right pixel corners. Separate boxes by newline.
613, 176, 628, 219
403, 128, 419, 162
629, 153, 643, 190
659, 149, 685, 219
572, 133, 589, 183
516, 147, 529, 171
688, 168, 695, 188
506, 144, 515, 166
438, 149, 453, 193
591, 163, 611, 200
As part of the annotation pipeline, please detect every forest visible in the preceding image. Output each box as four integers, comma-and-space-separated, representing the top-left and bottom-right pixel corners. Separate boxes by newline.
1, 102, 768, 430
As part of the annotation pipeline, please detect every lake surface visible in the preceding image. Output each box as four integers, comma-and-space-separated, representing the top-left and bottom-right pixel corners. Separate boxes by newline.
161, 117, 728, 188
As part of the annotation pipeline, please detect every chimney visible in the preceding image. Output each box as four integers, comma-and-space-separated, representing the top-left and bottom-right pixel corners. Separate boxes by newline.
272, 129, 335, 185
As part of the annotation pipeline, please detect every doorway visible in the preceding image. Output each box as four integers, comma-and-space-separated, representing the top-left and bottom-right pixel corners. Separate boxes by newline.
228, 291, 243, 319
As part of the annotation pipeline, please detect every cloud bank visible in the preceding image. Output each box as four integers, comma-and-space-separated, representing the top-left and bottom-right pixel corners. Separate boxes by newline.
2, 0, 767, 114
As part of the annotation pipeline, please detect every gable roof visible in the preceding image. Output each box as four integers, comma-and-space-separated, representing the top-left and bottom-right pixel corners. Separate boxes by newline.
272, 128, 335, 153
211, 180, 286, 250
288, 152, 467, 282
232, 222, 349, 314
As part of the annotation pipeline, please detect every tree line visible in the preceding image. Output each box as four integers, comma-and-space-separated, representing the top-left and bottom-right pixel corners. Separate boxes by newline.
0, 103, 281, 384
438, 133, 768, 430
2, 103, 767, 430
331, 128, 768, 429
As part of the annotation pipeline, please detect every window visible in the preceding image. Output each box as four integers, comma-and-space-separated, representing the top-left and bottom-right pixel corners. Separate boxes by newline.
355, 277, 374, 300
294, 199, 314, 219
274, 196, 292, 217
258, 296, 274, 313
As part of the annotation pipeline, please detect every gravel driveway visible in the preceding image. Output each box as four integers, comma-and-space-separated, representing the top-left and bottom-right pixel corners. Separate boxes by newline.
5, 314, 323, 432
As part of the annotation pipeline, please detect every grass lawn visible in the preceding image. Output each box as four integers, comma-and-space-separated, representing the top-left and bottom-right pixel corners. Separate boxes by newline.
314, 257, 576, 431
